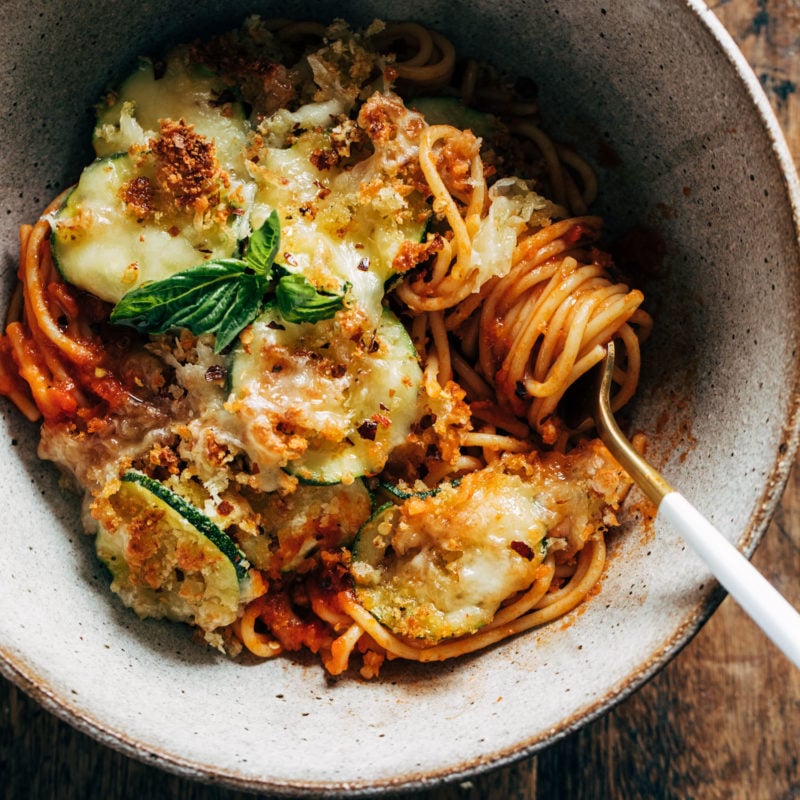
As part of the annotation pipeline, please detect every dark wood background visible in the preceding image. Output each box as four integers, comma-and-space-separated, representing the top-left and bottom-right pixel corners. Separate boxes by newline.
2, 2, 799, 798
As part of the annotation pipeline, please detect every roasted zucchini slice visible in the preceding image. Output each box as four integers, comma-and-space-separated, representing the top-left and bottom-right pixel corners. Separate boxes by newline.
94, 470, 249, 631
351, 467, 550, 642
93, 46, 250, 176
51, 154, 241, 303
230, 307, 422, 484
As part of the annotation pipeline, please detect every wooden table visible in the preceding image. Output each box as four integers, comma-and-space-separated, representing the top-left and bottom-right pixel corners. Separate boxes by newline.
2, 2, 799, 798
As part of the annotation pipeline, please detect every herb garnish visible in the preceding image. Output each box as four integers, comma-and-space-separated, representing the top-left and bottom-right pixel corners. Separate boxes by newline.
109, 211, 347, 351
273, 266, 350, 324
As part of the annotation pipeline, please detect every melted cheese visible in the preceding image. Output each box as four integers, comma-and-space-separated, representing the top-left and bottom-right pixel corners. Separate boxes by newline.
230, 307, 422, 484
93, 47, 251, 177
52, 155, 240, 303
252, 98, 430, 324
352, 467, 550, 641
352, 442, 633, 643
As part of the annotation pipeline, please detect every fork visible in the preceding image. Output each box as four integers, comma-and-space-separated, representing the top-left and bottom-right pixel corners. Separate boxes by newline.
596, 341, 800, 668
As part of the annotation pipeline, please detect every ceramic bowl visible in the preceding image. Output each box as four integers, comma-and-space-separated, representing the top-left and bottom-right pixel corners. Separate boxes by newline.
1, 0, 798, 795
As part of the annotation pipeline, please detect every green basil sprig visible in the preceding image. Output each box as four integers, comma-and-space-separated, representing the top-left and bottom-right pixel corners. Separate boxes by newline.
110, 211, 347, 351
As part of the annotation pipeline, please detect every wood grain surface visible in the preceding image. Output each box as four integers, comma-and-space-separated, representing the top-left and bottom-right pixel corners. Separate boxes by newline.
2, 2, 799, 798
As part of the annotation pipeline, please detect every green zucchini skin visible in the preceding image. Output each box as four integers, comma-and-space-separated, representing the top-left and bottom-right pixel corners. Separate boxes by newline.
95, 470, 251, 632
240, 479, 372, 575
55, 45, 255, 305
121, 470, 249, 579
378, 478, 461, 501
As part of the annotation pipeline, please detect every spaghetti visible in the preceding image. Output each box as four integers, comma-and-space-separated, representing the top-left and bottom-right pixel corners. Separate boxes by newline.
0, 18, 650, 678
0, 193, 128, 424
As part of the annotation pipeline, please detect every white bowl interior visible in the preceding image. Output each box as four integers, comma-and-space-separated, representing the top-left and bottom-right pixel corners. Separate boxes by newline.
0, 0, 798, 795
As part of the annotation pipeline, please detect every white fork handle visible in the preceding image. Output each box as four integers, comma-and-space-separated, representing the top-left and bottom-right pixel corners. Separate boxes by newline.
659, 492, 800, 668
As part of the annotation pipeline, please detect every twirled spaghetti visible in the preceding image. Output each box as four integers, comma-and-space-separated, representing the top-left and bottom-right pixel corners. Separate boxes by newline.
0, 18, 650, 678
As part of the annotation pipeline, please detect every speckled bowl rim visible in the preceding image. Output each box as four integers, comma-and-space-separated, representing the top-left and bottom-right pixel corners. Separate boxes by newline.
2, 1, 800, 796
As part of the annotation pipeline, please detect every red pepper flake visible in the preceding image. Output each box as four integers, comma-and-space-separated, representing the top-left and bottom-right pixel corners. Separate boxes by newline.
357, 257, 370, 272
217, 500, 234, 516
357, 420, 378, 440
510, 541, 535, 560
205, 364, 227, 383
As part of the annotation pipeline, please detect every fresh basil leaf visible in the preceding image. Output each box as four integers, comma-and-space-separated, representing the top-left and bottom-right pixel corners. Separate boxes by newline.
207, 273, 270, 351
110, 260, 245, 331
245, 210, 280, 276
110, 260, 269, 352
275, 274, 346, 323
109, 214, 283, 351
